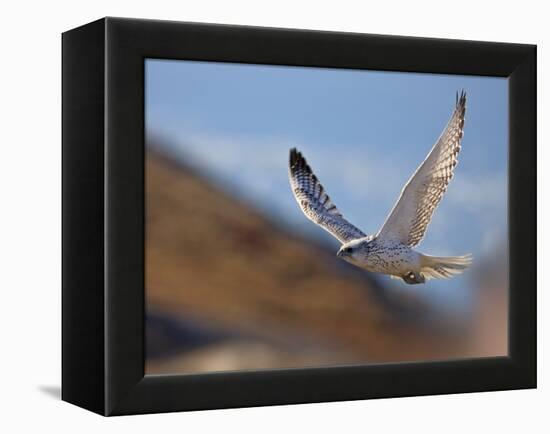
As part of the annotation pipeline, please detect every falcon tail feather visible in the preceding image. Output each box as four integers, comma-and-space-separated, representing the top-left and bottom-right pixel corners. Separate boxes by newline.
420, 254, 473, 280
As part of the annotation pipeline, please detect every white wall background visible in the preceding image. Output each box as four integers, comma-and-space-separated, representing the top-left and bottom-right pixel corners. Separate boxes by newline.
0, 0, 546, 432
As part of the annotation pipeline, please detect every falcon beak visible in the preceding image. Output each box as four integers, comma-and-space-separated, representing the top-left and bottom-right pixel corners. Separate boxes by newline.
337, 249, 345, 257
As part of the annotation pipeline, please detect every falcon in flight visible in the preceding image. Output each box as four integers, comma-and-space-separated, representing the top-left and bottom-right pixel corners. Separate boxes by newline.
288, 91, 472, 284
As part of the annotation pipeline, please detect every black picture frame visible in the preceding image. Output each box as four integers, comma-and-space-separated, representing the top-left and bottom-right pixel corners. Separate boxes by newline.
62, 17, 536, 416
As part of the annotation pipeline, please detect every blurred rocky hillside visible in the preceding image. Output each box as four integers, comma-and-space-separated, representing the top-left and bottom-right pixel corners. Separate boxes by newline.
146, 149, 507, 374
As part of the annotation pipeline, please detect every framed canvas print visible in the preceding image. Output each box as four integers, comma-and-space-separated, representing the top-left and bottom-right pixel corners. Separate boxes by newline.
62, 17, 536, 416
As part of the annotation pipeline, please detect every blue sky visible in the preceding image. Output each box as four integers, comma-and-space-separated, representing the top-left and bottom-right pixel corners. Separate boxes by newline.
145, 59, 508, 311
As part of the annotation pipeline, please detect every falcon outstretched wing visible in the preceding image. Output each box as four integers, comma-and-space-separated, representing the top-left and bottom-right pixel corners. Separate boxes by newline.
377, 91, 467, 247
288, 148, 366, 244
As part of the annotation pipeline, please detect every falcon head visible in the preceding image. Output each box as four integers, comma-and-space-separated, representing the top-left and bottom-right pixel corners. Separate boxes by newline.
336, 238, 371, 266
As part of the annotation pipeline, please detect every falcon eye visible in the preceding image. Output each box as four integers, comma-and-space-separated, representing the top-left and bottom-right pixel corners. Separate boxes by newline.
345, 247, 352, 253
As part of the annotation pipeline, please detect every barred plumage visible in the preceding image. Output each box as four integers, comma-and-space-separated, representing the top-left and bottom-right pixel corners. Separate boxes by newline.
377, 91, 467, 247
289, 148, 366, 243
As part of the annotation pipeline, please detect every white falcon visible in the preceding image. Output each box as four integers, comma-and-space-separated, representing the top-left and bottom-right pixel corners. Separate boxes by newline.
288, 91, 472, 284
